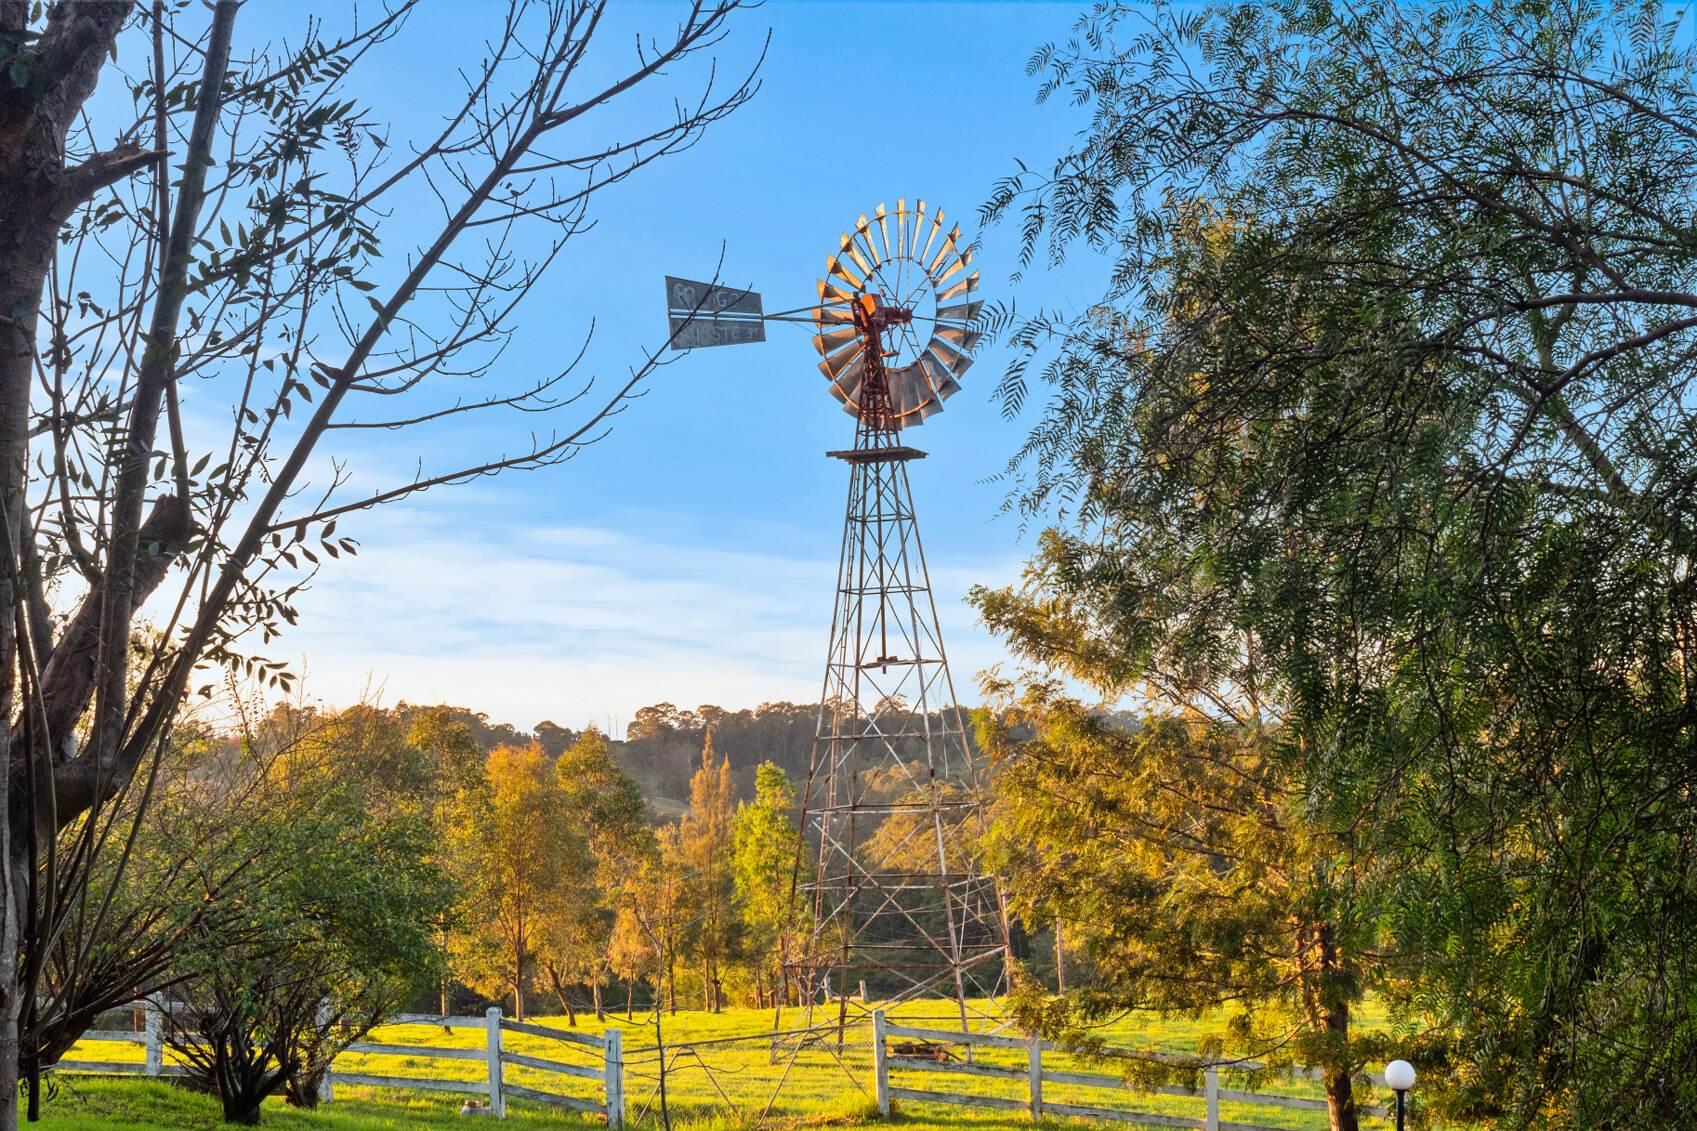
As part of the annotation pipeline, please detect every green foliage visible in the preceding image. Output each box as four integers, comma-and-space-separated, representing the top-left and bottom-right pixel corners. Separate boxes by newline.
538, 728, 657, 1021
731, 763, 805, 1003
165, 709, 452, 1123
986, 1, 1697, 1125
676, 735, 739, 1012
444, 743, 585, 1021
556, 727, 653, 873
980, 686, 1388, 1092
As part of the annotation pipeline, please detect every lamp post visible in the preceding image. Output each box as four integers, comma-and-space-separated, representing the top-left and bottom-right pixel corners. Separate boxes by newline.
1384, 1059, 1416, 1131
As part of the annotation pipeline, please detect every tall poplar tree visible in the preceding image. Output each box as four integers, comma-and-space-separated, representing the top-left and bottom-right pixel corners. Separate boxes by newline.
732, 762, 805, 1008
680, 732, 737, 1011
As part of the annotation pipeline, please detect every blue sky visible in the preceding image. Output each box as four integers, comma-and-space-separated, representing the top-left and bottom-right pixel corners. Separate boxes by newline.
208, 1, 1107, 733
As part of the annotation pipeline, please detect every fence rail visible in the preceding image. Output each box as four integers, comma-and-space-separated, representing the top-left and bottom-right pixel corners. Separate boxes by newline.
57, 1003, 1385, 1131
53, 1005, 625, 1126
873, 1012, 1388, 1131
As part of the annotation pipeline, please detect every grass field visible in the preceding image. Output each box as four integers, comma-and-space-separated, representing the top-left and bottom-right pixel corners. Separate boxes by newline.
43, 1002, 1401, 1130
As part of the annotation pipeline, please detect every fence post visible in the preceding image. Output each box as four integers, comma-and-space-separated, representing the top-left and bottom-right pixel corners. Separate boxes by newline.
1204, 1065, 1220, 1131
485, 1006, 506, 1117
872, 1010, 890, 1117
1026, 1035, 1043, 1120
604, 1027, 625, 1128
315, 999, 335, 1104
143, 1003, 162, 1078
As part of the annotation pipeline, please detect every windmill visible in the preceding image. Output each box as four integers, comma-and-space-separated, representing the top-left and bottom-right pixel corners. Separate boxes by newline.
666, 200, 1010, 1035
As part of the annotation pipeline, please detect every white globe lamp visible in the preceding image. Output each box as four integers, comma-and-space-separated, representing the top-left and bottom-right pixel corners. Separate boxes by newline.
1385, 1059, 1416, 1129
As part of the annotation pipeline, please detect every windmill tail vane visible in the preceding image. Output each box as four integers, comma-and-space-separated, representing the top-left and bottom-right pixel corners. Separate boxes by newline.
664, 199, 1009, 1037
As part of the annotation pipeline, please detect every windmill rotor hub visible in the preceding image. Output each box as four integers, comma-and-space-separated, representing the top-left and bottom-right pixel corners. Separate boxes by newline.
813, 200, 982, 430
854, 292, 913, 334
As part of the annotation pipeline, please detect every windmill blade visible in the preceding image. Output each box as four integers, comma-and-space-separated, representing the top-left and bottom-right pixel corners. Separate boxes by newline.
921, 348, 969, 392
937, 245, 973, 286
936, 299, 984, 324
827, 254, 863, 290
832, 362, 866, 407
934, 326, 982, 356
895, 198, 908, 259
819, 340, 864, 379
813, 305, 854, 326
876, 202, 892, 262
934, 324, 982, 353
853, 225, 883, 272
917, 209, 944, 267
901, 369, 934, 416
920, 343, 974, 383
928, 225, 961, 273
853, 214, 881, 264
842, 233, 874, 278
819, 278, 857, 305
928, 338, 966, 369
888, 366, 924, 416
918, 353, 954, 395
938, 271, 979, 304
814, 325, 859, 355
831, 354, 866, 393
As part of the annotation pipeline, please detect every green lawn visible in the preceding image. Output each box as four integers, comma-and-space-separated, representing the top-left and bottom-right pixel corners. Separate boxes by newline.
43, 1002, 1401, 1130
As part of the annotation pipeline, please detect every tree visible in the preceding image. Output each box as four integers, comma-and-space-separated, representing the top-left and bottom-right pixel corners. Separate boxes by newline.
731, 762, 804, 1008
678, 732, 738, 1011
534, 720, 579, 758
533, 869, 603, 1026
0, 2, 757, 1123
984, 1, 1697, 1124
544, 727, 654, 1020
446, 743, 580, 1020
978, 685, 1384, 1131
405, 707, 484, 1015
27, 716, 268, 1093
165, 776, 449, 1124
607, 905, 656, 1018
638, 824, 692, 1014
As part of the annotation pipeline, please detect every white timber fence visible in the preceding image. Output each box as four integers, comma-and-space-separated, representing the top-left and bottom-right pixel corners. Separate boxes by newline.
55, 1005, 625, 1126
872, 1012, 1393, 1131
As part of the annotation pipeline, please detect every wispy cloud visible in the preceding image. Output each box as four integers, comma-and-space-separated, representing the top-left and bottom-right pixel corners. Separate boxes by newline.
281, 505, 1020, 732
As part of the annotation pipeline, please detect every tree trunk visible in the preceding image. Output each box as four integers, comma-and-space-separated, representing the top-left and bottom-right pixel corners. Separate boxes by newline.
1317, 931, 1358, 1131
591, 981, 604, 1022
0, 195, 49, 1131
284, 1069, 324, 1109
1323, 1063, 1360, 1131
512, 935, 526, 1022
626, 982, 635, 1019
554, 982, 577, 1027
223, 1091, 264, 1125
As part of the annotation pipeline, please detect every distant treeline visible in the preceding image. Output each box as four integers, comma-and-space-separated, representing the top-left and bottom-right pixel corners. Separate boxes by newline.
392, 699, 999, 810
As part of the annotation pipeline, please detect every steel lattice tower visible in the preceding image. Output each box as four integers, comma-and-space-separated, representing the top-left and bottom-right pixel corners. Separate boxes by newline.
781, 201, 1010, 1034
